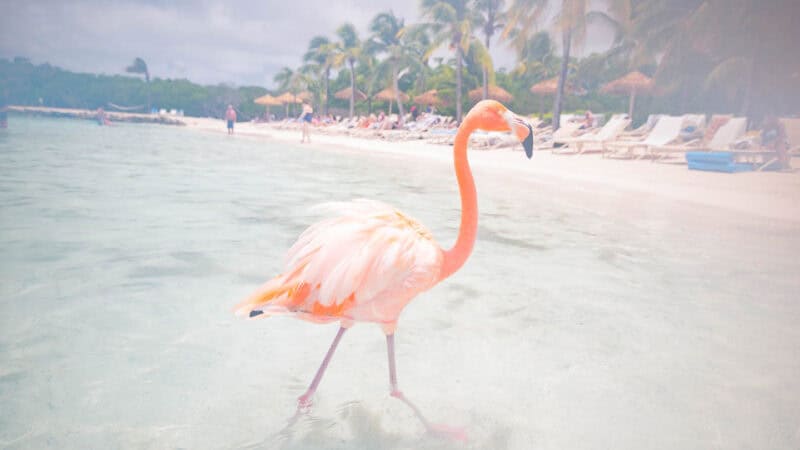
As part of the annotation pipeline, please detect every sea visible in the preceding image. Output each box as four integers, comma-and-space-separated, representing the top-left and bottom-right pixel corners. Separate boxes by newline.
1, 116, 798, 449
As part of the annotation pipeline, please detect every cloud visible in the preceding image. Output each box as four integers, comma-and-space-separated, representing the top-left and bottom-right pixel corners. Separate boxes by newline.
0, 0, 611, 87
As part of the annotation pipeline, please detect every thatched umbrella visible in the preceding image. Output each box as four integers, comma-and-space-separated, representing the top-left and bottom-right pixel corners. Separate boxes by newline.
334, 87, 367, 101
468, 85, 512, 103
254, 94, 282, 120
413, 89, 442, 107
601, 71, 654, 118
296, 91, 313, 102
530, 77, 577, 118
529, 77, 562, 95
254, 94, 281, 106
276, 92, 310, 117
374, 88, 409, 115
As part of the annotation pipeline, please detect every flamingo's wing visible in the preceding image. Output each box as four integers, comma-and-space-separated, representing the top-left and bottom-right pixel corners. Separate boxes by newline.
235, 200, 443, 322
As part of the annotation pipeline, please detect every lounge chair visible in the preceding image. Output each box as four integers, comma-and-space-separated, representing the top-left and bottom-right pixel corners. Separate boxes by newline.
620, 114, 660, 139
554, 115, 631, 155
723, 118, 799, 171
650, 117, 747, 162
538, 121, 584, 150
603, 116, 684, 159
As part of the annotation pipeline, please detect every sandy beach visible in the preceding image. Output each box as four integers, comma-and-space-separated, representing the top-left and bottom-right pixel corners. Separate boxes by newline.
184, 117, 800, 225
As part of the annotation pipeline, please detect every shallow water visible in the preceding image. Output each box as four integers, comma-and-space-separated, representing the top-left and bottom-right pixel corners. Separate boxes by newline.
1, 117, 799, 449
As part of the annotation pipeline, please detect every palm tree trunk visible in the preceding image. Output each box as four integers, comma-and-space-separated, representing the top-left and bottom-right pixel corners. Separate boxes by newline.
324, 67, 330, 116
553, 27, 572, 131
145, 71, 151, 113
393, 64, 405, 126
482, 34, 490, 100
628, 89, 637, 119
348, 60, 355, 119
456, 47, 464, 123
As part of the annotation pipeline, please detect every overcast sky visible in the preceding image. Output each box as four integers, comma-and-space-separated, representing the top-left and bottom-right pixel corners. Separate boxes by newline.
1, 0, 613, 88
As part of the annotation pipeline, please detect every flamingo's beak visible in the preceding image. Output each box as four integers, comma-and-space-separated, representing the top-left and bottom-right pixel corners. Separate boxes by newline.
504, 111, 534, 158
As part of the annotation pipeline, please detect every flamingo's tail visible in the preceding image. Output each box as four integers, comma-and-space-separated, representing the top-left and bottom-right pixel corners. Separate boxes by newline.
233, 275, 311, 319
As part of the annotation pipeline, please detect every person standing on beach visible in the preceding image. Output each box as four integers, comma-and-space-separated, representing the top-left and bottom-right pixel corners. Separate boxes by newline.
300, 102, 313, 143
225, 105, 237, 135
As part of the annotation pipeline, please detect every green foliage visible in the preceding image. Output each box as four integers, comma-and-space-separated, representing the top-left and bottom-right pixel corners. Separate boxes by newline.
0, 58, 268, 120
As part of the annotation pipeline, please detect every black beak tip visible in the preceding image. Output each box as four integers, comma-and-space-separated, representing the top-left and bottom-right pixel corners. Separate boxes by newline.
523, 124, 534, 158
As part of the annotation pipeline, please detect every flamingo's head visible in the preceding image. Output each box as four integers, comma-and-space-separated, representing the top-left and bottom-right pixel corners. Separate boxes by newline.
468, 100, 534, 158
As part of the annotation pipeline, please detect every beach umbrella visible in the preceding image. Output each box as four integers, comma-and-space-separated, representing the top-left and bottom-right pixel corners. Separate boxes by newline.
468, 85, 512, 103
374, 88, 409, 115
413, 89, 443, 107
529, 77, 562, 95
254, 94, 282, 120
296, 91, 313, 102
601, 71, 654, 118
254, 94, 281, 106
276, 92, 308, 117
374, 88, 409, 102
529, 77, 578, 118
276, 92, 301, 103
334, 87, 367, 101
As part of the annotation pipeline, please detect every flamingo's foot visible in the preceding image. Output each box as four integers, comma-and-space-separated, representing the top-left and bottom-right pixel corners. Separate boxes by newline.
427, 423, 469, 443
390, 389, 404, 400
297, 393, 314, 411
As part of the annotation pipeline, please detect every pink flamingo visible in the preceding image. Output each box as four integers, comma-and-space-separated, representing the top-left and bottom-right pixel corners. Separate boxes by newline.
235, 100, 533, 423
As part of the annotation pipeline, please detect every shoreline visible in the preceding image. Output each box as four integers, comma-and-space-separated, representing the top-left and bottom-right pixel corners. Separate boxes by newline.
8, 105, 186, 126
182, 117, 800, 225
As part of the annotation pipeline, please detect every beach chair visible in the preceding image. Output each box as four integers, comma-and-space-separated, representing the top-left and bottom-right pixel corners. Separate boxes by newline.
723, 118, 799, 171
650, 117, 747, 162
620, 114, 660, 138
538, 121, 584, 150
554, 115, 631, 155
604, 116, 684, 159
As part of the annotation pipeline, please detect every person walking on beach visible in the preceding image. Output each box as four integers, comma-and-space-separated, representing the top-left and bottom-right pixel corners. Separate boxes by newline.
225, 105, 237, 135
300, 102, 313, 143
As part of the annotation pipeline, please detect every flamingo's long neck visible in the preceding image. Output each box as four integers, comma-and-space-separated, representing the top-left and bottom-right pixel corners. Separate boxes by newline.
439, 115, 478, 281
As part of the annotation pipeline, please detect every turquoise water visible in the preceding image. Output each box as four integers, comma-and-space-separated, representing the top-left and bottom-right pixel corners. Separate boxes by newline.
1, 117, 799, 449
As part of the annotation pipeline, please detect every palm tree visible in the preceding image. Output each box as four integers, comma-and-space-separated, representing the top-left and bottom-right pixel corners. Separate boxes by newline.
368, 11, 410, 123
474, 0, 507, 99
505, 0, 587, 129
125, 57, 151, 112
303, 36, 338, 115
402, 24, 435, 94
273, 66, 295, 92
335, 23, 361, 119
273, 66, 307, 117
420, 0, 479, 122
631, 0, 799, 118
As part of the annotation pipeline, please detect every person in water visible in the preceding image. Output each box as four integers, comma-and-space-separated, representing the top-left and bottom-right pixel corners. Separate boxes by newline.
300, 102, 313, 143
225, 105, 237, 135
96, 107, 111, 126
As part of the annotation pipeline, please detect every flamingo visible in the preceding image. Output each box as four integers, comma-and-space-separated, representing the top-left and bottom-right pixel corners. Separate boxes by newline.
235, 100, 533, 417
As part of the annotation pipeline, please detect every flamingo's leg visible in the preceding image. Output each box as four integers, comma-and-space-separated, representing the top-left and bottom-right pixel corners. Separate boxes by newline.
297, 326, 347, 409
386, 333, 402, 397
385, 333, 468, 442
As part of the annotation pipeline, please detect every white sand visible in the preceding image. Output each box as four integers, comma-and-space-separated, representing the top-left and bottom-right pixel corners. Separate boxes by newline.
184, 117, 800, 225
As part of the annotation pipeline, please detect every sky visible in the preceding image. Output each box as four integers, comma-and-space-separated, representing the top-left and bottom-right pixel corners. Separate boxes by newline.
0, 0, 613, 88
